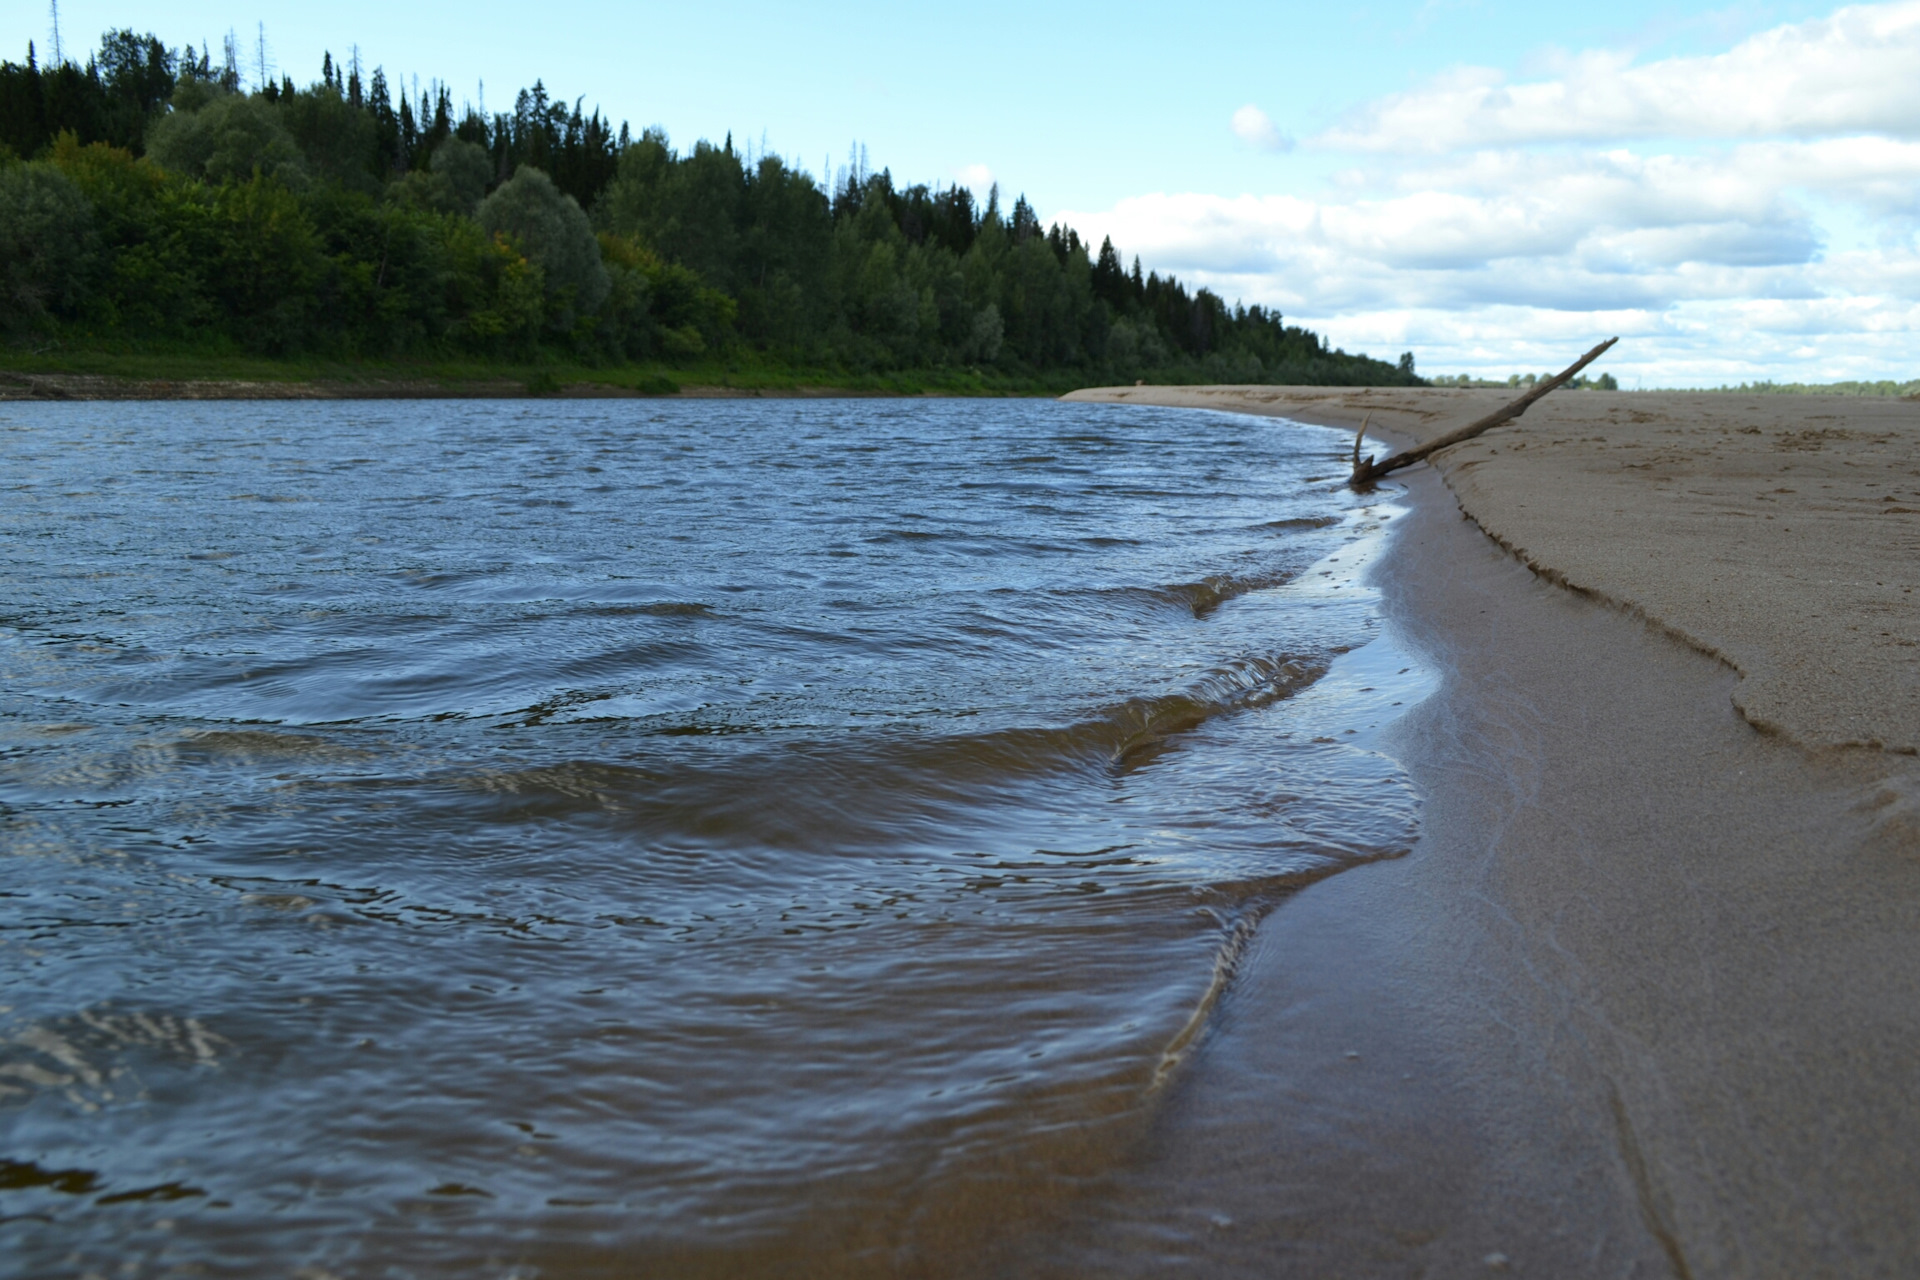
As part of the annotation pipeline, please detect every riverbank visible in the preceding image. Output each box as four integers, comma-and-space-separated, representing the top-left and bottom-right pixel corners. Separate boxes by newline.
0, 368, 1022, 401
0, 356, 1079, 402
1036, 385, 1920, 1275
0, 369, 950, 401
1067, 384, 1920, 752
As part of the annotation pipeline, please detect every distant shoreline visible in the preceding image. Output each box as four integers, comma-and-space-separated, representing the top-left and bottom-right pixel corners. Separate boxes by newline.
4, 368, 1912, 403
0, 370, 1010, 402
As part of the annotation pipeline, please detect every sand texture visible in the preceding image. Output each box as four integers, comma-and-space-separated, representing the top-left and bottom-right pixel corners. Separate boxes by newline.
1040, 385, 1920, 1276
1065, 385, 1920, 753
1014, 467, 1920, 1278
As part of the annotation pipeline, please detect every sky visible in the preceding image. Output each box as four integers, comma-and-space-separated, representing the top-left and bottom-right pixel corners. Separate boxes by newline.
9, 0, 1918, 385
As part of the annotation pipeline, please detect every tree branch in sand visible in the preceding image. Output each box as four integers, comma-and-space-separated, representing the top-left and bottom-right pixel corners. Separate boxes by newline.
1349, 337, 1620, 488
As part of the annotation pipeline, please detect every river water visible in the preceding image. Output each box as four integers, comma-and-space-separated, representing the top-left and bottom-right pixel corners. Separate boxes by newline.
0, 397, 1424, 1277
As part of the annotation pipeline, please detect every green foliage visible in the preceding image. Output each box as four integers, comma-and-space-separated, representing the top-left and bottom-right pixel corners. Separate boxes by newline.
478, 165, 609, 326
0, 158, 97, 332
601, 135, 746, 290
195, 176, 323, 349
442, 218, 546, 352
0, 30, 1423, 389
278, 87, 378, 191
431, 138, 489, 213
1701, 378, 1920, 397
0, 31, 176, 158
147, 91, 307, 187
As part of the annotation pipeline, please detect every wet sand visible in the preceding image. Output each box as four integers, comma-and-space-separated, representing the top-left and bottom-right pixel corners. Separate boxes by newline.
1067, 385, 1920, 752
1042, 386, 1920, 1276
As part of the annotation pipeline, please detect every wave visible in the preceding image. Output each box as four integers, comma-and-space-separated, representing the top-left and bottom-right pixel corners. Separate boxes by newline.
385, 648, 1337, 846
1146, 570, 1301, 619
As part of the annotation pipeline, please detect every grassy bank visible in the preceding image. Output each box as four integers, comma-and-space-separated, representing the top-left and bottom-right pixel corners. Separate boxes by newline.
0, 346, 1097, 397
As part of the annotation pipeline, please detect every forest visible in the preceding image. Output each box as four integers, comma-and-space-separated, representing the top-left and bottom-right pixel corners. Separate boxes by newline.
0, 30, 1424, 390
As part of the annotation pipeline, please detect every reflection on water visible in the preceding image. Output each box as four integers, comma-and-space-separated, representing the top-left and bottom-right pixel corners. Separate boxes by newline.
0, 397, 1424, 1276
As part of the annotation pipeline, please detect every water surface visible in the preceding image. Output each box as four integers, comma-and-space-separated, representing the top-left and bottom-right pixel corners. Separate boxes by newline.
0, 397, 1422, 1276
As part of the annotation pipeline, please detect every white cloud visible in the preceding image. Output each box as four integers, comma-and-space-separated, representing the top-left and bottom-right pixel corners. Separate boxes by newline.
1320, 0, 1920, 152
1231, 104, 1294, 153
1046, 2, 1920, 382
1307, 298, 1920, 385
1055, 124, 1920, 381
1058, 139, 1898, 298
954, 163, 994, 191
1044, 2, 1920, 379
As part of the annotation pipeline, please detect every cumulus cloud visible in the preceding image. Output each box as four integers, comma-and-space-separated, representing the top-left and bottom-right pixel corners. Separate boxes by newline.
1231, 104, 1294, 153
1060, 186, 1829, 317
954, 162, 994, 191
1064, 2, 1920, 380
1305, 297, 1920, 385
1058, 121, 1920, 380
1059, 140, 1894, 299
1318, 0, 1920, 152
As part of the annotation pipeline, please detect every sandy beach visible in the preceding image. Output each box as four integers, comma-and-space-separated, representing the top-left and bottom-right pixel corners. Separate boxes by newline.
1040, 385, 1920, 1276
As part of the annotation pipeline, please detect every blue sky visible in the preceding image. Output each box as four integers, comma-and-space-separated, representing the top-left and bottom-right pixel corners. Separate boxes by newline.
10, 0, 1917, 384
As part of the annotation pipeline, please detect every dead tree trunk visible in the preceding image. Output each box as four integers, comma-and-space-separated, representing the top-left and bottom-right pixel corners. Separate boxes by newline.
1349, 337, 1618, 488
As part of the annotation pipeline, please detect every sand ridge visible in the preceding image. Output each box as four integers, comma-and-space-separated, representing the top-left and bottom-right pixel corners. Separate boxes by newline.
1066, 385, 1920, 754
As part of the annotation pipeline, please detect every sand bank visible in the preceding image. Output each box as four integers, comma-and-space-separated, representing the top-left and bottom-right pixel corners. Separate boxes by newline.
1032, 386, 1920, 1276
1066, 385, 1920, 753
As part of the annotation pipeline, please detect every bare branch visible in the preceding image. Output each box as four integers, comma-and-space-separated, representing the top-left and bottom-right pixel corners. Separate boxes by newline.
1350, 337, 1619, 488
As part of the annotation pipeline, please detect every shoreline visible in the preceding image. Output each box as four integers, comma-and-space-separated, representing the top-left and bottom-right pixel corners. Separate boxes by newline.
1067, 384, 1920, 753
1032, 386, 1920, 1274
0, 370, 1025, 402
13, 381, 1918, 1270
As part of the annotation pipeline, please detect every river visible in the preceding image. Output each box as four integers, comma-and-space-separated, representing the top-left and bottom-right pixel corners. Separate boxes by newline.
0, 396, 1424, 1277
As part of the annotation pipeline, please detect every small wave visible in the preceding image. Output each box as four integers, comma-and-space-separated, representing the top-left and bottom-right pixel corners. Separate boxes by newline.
1150, 570, 1299, 619
1152, 909, 1265, 1089
427, 649, 1332, 833
580, 601, 715, 618
173, 728, 375, 766
1089, 652, 1329, 769
864, 529, 948, 543
1039, 570, 1304, 625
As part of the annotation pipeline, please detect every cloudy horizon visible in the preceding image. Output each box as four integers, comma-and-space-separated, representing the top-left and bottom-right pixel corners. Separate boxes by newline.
1057, 1, 1920, 386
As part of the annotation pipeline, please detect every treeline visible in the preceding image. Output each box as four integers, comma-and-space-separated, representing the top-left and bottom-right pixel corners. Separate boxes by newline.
1703, 379, 1920, 397
1437, 372, 1619, 390
0, 31, 1422, 387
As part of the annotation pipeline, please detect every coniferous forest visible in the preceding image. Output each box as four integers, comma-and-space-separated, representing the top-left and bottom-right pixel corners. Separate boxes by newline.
0, 31, 1424, 390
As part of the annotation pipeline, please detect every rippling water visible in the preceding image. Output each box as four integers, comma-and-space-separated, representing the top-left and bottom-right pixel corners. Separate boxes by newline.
0, 397, 1425, 1277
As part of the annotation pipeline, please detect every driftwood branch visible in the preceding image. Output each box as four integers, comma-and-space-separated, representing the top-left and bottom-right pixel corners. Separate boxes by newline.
1349, 336, 1619, 488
